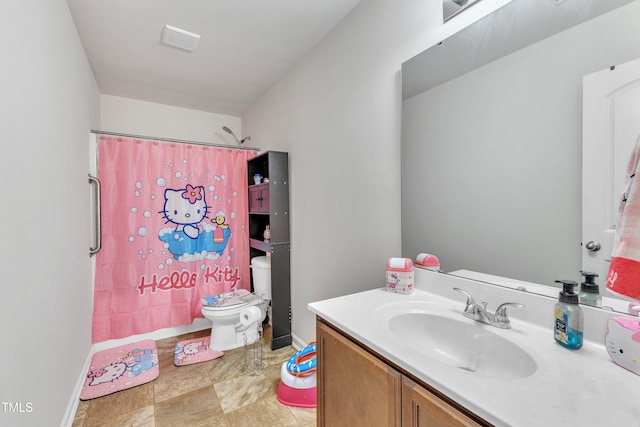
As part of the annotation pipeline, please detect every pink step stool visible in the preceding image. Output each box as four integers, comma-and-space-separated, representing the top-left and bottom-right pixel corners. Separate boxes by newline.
276, 361, 317, 408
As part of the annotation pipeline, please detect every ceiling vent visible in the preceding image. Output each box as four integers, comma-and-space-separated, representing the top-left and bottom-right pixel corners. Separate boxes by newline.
162, 25, 201, 52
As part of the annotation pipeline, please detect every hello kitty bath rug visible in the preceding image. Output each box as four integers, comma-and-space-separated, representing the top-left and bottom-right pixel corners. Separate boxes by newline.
80, 340, 159, 400
174, 336, 223, 366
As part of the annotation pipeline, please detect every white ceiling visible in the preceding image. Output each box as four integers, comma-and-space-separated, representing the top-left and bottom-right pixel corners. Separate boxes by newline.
66, 0, 362, 116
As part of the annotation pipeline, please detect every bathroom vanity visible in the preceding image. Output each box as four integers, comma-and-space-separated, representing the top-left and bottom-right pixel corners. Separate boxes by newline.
309, 269, 640, 426
316, 317, 485, 426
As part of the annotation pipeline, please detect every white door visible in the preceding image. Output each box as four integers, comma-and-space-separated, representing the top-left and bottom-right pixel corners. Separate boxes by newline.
582, 57, 640, 281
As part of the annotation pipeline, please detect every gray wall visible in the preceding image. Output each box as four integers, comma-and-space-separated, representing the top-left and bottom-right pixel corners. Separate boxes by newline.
242, 0, 512, 345
0, 0, 100, 424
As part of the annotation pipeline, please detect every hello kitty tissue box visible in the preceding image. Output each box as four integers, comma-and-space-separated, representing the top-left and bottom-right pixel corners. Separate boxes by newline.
386, 258, 414, 295
605, 313, 640, 375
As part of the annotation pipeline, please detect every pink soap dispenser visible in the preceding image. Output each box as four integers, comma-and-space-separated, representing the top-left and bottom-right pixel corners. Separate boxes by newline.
605, 305, 640, 375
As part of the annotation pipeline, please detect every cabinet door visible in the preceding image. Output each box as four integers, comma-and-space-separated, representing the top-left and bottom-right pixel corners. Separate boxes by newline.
317, 319, 402, 427
249, 184, 270, 213
249, 186, 261, 213
401, 377, 482, 427
258, 185, 270, 213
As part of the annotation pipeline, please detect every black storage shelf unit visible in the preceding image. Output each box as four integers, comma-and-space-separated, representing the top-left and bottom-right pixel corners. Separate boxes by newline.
248, 151, 291, 350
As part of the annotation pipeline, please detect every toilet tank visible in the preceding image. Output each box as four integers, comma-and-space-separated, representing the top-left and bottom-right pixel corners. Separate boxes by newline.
251, 256, 272, 300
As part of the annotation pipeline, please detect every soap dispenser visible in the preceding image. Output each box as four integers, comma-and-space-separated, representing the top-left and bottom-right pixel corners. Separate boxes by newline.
554, 280, 583, 350
579, 270, 602, 308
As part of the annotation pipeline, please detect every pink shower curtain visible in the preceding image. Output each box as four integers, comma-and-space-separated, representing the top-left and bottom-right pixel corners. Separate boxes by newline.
93, 135, 256, 342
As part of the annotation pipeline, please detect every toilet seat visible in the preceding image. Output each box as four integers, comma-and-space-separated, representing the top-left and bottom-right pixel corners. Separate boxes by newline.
202, 299, 251, 311
201, 289, 256, 310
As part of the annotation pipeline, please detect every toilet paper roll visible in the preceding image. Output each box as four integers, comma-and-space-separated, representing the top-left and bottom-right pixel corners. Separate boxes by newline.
240, 306, 262, 326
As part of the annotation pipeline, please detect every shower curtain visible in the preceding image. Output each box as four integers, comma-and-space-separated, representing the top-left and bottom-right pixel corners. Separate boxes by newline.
92, 135, 256, 342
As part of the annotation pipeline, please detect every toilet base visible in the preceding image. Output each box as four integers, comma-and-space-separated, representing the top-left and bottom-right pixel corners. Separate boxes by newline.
202, 299, 269, 351
209, 321, 261, 351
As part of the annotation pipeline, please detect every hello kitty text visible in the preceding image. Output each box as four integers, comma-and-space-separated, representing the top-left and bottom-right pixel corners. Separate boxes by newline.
138, 265, 240, 295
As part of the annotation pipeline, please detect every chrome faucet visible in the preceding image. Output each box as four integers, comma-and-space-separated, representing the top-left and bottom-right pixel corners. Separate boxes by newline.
453, 288, 523, 329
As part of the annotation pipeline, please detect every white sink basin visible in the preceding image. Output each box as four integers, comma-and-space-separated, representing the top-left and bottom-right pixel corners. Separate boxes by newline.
380, 303, 537, 379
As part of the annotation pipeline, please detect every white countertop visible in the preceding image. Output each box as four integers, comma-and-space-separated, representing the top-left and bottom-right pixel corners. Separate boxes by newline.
308, 270, 640, 427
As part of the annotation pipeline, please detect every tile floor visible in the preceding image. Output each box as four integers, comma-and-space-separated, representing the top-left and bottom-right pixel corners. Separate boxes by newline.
72, 326, 316, 426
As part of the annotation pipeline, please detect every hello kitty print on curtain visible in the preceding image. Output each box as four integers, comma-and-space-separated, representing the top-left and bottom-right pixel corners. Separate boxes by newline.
92, 135, 256, 342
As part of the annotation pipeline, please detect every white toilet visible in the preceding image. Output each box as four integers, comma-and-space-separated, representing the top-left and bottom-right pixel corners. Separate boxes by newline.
201, 256, 272, 351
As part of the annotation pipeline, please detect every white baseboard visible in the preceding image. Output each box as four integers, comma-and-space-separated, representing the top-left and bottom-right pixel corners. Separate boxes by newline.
60, 319, 212, 427
90, 318, 211, 353
291, 332, 310, 351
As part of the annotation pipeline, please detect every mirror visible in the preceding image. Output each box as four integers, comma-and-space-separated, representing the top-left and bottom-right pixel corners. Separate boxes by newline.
401, 0, 640, 313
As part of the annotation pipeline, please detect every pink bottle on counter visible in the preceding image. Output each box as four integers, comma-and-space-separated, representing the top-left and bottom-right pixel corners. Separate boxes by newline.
386, 258, 414, 294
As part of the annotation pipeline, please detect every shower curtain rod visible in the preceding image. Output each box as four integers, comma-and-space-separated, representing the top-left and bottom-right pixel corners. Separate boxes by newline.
91, 130, 260, 152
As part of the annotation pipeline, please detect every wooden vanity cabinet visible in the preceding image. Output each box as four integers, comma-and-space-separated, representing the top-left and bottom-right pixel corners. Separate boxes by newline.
317, 318, 402, 426
401, 377, 483, 427
317, 318, 487, 427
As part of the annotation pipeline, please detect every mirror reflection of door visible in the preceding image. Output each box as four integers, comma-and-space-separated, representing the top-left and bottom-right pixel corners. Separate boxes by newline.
582, 57, 640, 282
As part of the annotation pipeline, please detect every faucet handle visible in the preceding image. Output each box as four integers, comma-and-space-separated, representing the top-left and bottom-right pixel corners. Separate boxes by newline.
453, 288, 476, 309
453, 287, 474, 301
494, 302, 524, 323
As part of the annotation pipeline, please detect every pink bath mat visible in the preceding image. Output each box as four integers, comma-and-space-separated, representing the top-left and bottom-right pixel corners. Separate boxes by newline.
174, 336, 223, 366
80, 339, 159, 400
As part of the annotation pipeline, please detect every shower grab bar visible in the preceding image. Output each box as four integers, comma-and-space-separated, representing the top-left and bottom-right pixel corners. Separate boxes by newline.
89, 174, 102, 256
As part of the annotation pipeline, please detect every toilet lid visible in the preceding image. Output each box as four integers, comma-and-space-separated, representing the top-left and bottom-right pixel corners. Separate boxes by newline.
201, 289, 256, 309
202, 300, 249, 311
